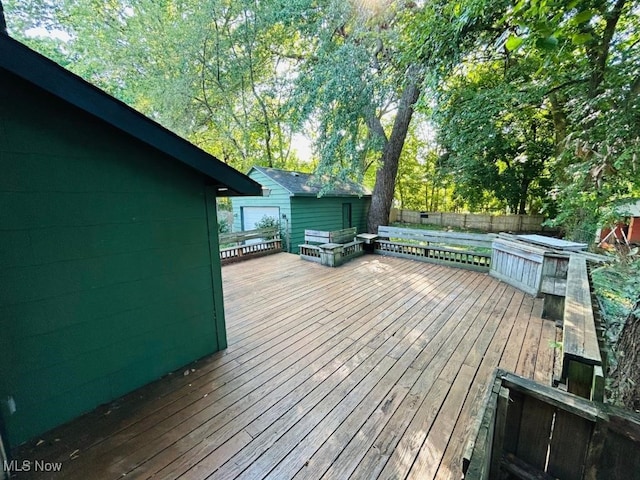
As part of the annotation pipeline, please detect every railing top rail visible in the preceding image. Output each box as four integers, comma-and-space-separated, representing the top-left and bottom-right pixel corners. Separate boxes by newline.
563, 255, 602, 366
377, 226, 495, 250
379, 226, 495, 242
219, 228, 279, 244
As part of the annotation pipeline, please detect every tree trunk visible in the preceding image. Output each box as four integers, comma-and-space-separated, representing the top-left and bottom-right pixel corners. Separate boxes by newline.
589, 0, 626, 98
518, 178, 530, 214
549, 93, 567, 154
367, 68, 421, 233
610, 299, 640, 411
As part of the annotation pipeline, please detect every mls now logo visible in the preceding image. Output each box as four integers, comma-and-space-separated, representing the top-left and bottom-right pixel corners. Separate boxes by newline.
3, 459, 63, 473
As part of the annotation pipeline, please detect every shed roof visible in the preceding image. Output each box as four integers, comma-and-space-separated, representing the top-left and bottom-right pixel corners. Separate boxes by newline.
620, 199, 640, 217
0, 35, 262, 197
252, 166, 371, 198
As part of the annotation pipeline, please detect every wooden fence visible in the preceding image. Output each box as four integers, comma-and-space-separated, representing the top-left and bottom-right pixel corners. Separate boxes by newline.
390, 209, 549, 233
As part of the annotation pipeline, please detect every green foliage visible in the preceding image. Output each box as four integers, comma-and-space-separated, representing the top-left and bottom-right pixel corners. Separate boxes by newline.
254, 215, 279, 231
501, 0, 640, 236
435, 58, 554, 214
591, 256, 640, 378
279, 1, 416, 182
217, 216, 231, 234
254, 214, 283, 248
5, 0, 303, 172
403, 0, 639, 232
391, 119, 461, 212
5, 0, 637, 238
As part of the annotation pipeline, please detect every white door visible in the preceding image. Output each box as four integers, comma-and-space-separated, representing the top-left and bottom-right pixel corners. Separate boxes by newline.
242, 206, 280, 230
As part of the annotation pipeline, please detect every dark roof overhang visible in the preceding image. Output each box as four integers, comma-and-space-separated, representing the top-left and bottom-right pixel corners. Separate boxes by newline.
0, 35, 262, 197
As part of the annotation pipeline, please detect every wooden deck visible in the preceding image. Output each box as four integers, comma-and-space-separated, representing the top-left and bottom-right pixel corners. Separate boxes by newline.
12, 253, 557, 480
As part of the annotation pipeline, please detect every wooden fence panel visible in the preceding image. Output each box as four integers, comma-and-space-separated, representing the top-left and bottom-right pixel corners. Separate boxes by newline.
515, 396, 555, 470
391, 209, 547, 233
547, 409, 592, 480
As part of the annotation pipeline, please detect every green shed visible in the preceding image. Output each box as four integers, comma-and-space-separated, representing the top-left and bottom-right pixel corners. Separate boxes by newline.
0, 36, 262, 449
232, 166, 371, 253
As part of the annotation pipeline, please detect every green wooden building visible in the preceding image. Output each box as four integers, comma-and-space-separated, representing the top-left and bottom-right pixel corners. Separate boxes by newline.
0, 36, 262, 449
232, 166, 371, 253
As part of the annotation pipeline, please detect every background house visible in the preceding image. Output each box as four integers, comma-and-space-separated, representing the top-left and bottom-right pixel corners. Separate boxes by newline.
232, 166, 371, 253
0, 36, 262, 449
597, 199, 640, 246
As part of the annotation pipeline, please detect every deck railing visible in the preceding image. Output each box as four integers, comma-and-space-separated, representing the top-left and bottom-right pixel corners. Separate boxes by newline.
375, 226, 494, 272
219, 228, 282, 265
464, 370, 640, 480
375, 241, 492, 270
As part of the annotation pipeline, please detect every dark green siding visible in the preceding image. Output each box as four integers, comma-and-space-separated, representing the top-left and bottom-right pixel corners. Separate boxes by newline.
290, 196, 370, 250
232, 169, 370, 253
0, 73, 225, 446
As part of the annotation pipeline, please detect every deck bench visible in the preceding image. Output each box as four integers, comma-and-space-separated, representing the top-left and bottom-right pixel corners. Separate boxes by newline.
490, 233, 588, 298
219, 227, 282, 265
299, 227, 364, 267
375, 226, 494, 272
560, 254, 604, 401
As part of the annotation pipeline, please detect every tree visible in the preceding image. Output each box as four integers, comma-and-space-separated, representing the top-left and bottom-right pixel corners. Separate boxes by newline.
500, 0, 639, 239
435, 59, 554, 214
281, 0, 512, 231
268, 0, 425, 232
4, 0, 302, 172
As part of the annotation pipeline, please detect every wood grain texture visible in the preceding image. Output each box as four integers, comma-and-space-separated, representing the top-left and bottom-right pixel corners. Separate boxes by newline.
11, 253, 555, 480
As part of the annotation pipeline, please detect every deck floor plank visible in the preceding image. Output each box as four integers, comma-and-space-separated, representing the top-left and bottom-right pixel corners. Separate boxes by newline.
11, 253, 556, 480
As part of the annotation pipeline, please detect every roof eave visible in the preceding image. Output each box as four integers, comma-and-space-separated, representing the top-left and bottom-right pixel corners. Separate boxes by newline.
250, 166, 295, 195
0, 36, 262, 197
291, 193, 372, 198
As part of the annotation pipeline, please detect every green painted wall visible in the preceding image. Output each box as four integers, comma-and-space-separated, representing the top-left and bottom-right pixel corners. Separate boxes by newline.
0, 71, 226, 447
231, 169, 293, 250
231, 169, 370, 253
290, 196, 370, 250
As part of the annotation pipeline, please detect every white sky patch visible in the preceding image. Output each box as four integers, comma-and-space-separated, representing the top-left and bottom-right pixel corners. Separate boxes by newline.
292, 133, 313, 162
25, 26, 71, 42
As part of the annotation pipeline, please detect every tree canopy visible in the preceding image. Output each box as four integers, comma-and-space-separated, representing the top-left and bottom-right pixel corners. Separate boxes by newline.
4, 0, 639, 238
423, 0, 639, 238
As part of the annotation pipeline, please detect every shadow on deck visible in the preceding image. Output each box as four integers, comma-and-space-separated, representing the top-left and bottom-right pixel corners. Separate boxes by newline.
11, 253, 558, 480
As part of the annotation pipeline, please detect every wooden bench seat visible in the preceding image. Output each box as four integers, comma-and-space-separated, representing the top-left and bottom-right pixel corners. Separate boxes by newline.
299, 227, 364, 267
375, 226, 494, 272
218, 227, 281, 265
304, 227, 357, 244
561, 255, 604, 401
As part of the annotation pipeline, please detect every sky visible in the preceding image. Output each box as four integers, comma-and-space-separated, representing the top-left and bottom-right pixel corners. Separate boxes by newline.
291, 133, 313, 162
